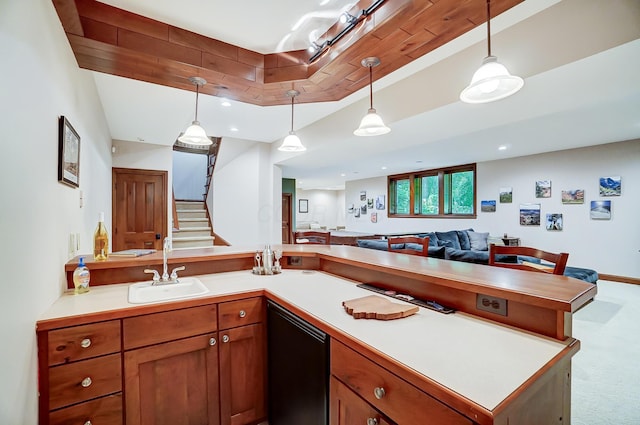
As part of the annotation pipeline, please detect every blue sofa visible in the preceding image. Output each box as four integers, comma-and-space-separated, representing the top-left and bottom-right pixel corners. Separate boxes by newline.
356, 229, 598, 284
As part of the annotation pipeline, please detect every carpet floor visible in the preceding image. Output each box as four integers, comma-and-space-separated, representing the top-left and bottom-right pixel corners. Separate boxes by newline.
571, 280, 640, 424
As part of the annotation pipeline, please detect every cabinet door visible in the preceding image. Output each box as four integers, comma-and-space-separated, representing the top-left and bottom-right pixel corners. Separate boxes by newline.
219, 323, 266, 425
331, 377, 393, 425
124, 333, 220, 425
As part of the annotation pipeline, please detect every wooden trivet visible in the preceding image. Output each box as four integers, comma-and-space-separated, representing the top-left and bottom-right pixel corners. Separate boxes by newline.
342, 295, 419, 320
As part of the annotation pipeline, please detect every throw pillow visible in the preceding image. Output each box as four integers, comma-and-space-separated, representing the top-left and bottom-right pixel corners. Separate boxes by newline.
468, 231, 489, 251
435, 231, 462, 250
437, 239, 455, 248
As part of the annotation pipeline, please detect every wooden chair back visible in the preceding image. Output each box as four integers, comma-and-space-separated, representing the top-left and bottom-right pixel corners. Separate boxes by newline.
293, 231, 330, 245
387, 236, 429, 257
488, 244, 569, 275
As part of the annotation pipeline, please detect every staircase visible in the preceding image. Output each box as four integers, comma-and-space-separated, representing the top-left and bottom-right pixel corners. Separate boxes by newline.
172, 201, 215, 249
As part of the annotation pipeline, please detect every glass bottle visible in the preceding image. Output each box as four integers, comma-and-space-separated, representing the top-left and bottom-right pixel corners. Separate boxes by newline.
93, 212, 109, 261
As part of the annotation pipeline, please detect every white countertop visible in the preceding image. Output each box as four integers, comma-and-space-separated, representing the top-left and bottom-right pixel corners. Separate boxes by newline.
39, 269, 570, 412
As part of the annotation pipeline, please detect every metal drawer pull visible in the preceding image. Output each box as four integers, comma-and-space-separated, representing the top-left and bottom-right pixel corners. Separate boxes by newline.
239, 310, 246, 318
367, 418, 378, 425
80, 338, 91, 349
222, 335, 229, 343
84, 421, 92, 425
209, 337, 216, 346
81, 377, 92, 388
373, 387, 385, 399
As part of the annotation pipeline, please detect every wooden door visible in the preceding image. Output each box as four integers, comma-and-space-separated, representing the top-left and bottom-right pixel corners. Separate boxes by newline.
112, 168, 167, 251
124, 333, 220, 425
330, 377, 394, 425
282, 193, 292, 244
219, 323, 266, 425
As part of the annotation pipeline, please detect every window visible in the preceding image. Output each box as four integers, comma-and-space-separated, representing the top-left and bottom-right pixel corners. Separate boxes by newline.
388, 164, 476, 218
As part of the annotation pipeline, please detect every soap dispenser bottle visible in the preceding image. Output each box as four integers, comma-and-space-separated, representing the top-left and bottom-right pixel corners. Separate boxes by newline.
73, 257, 90, 294
93, 212, 109, 261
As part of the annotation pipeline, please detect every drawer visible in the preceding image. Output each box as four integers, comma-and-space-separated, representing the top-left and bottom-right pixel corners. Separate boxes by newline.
331, 341, 471, 425
49, 353, 122, 410
123, 304, 217, 350
48, 320, 121, 366
219, 297, 264, 329
49, 393, 122, 425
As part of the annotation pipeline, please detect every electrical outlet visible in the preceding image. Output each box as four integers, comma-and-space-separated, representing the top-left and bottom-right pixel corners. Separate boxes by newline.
476, 294, 508, 316
288, 256, 302, 266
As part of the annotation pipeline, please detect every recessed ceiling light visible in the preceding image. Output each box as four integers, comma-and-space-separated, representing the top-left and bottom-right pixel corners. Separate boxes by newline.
498, 145, 509, 151
381, 166, 387, 170
340, 173, 346, 177
230, 127, 238, 132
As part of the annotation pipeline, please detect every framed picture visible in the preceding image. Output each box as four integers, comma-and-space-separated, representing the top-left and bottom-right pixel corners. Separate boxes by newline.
590, 200, 611, 220
599, 176, 621, 196
298, 199, 308, 213
370, 212, 377, 223
520, 204, 541, 226
376, 195, 385, 210
58, 116, 80, 188
546, 213, 563, 231
499, 187, 512, 203
481, 200, 496, 212
360, 191, 366, 201
562, 189, 584, 204
535, 180, 551, 198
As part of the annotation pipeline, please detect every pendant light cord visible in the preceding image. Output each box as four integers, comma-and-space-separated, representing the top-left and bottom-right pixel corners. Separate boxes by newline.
486, 0, 492, 57
368, 65, 374, 109
290, 94, 295, 132
194, 83, 200, 122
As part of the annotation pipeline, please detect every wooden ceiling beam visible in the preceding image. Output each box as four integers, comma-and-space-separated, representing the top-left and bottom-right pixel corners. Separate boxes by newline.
52, 0, 523, 106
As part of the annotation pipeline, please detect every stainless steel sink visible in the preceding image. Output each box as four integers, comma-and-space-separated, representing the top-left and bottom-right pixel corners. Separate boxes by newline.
128, 277, 209, 304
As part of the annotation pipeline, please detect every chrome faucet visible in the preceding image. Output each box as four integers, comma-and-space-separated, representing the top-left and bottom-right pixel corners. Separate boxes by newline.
143, 237, 185, 285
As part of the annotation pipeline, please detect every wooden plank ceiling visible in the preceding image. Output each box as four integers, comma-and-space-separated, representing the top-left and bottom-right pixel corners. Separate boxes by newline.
52, 0, 523, 106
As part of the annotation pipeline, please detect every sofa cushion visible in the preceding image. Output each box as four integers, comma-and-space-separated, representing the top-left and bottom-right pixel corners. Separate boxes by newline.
435, 231, 461, 250
356, 239, 389, 250
468, 231, 489, 251
444, 248, 490, 264
437, 239, 455, 248
416, 232, 439, 247
564, 267, 598, 284
457, 229, 473, 250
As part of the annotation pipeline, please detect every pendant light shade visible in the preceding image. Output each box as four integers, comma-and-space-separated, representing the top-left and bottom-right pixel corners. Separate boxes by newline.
278, 90, 306, 152
460, 0, 523, 104
355, 57, 390, 136
178, 77, 212, 146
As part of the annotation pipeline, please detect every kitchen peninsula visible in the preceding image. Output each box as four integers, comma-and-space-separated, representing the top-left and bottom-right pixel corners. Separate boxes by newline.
38, 245, 596, 425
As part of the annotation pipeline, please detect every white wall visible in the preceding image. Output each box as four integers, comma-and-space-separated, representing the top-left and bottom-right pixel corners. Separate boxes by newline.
172, 150, 207, 200
345, 139, 640, 278
211, 141, 279, 245
295, 189, 345, 229
0, 1, 113, 423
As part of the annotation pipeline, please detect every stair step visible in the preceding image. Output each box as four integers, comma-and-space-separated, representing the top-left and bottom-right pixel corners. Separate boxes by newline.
172, 227, 212, 237
177, 210, 207, 219
172, 235, 215, 249
175, 201, 206, 210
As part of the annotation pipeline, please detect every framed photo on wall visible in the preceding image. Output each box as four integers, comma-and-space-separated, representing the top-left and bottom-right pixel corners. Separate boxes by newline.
298, 199, 308, 213
58, 116, 80, 188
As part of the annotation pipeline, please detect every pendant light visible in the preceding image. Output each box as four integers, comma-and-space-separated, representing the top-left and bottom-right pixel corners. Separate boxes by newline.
178, 77, 212, 146
460, 0, 524, 104
354, 57, 390, 136
278, 90, 306, 152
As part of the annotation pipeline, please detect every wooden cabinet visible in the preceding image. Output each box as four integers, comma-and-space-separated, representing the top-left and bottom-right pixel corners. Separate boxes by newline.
218, 298, 267, 425
124, 333, 220, 425
123, 305, 219, 425
331, 376, 393, 425
39, 320, 122, 425
331, 340, 472, 425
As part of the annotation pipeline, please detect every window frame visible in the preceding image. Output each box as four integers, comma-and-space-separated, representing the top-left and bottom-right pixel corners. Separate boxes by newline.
387, 163, 477, 219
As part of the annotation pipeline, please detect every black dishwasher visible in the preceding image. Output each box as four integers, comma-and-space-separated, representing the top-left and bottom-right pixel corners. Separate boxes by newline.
267, 300, 329, 425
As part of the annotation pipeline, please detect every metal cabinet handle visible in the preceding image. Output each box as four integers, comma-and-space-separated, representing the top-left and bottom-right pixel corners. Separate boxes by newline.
80, 338, 91, 349
209, 337, 216, 346
81, 377, 92, 388
222, 335, 229, 343
84, 421, 93, 425
373, 387, 385, 400
239, 310, 246, 318
367, 418, 378, 425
